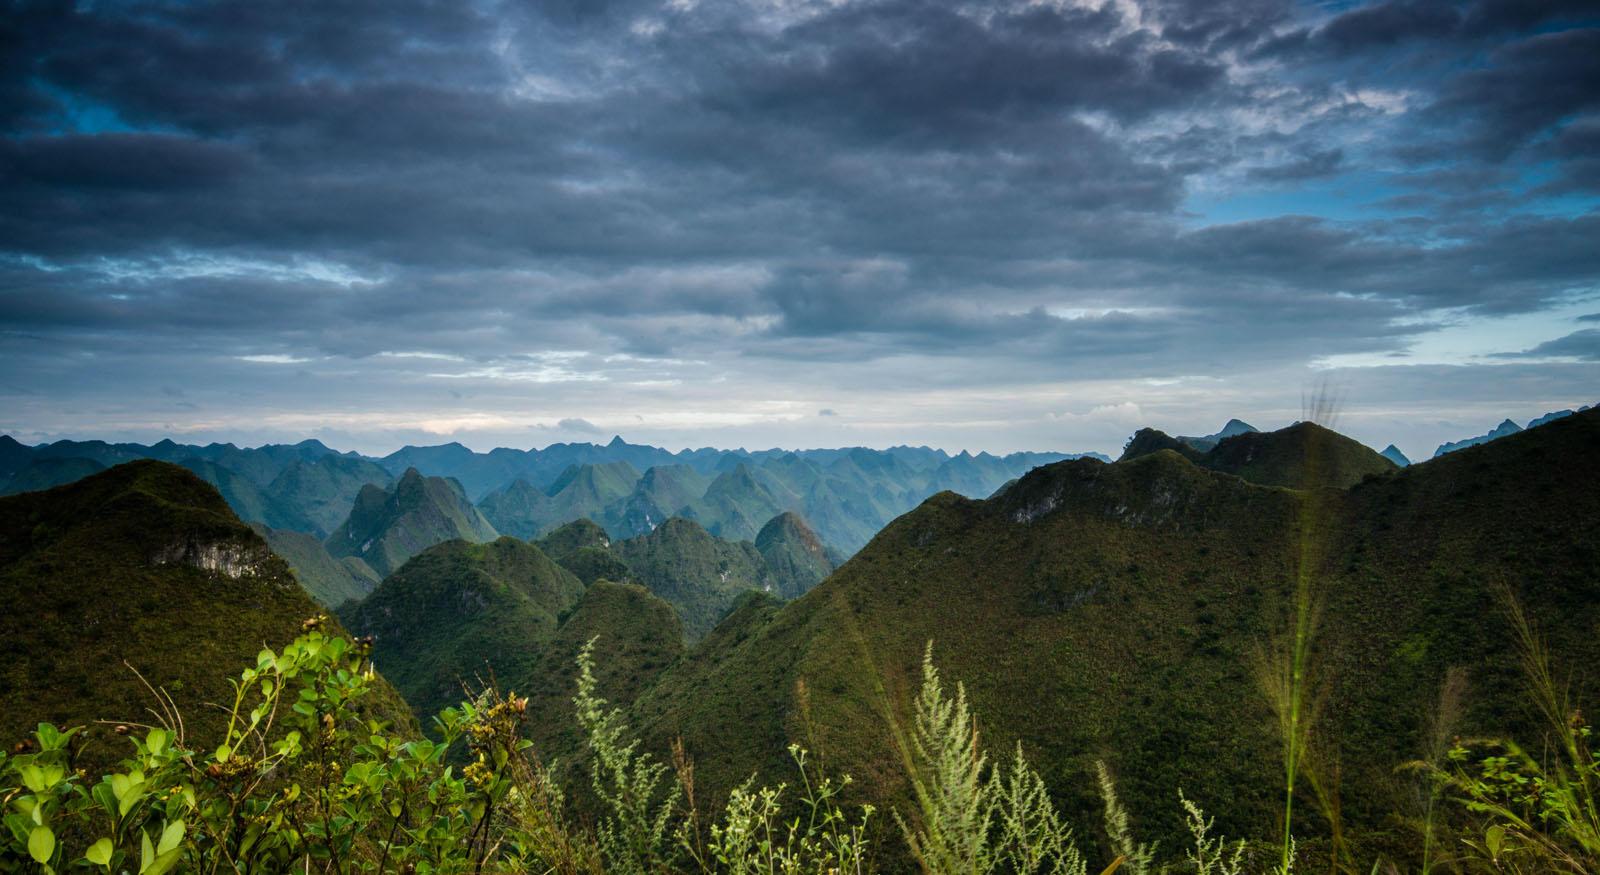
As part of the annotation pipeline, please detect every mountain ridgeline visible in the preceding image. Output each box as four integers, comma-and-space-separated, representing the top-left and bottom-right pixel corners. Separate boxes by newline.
599, 408, 1600, 853
1119, 420, 1398, 489
336, 509, 841, 728
0, 461, 413, 763
326, 468, 498, 579
4, 409, 1600, 864
0, 434, 1101, 563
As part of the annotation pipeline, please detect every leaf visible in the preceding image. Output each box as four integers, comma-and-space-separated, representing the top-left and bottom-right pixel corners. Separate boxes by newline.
146, 729, 167, 756
86, 837, 114, 867
140, 829, 154, 873
157, 819, 184, 855
145, 846, 183, 875
19, 764, 47, 793
1485, 825, 1505, 858
28, 824, 55, 864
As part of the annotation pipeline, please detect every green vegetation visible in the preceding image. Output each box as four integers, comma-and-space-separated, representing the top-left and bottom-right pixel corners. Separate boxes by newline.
252, 524, 380, 608
0, 461, 412, 766
1120, 421, 1394, 489
337, 537, 584, 721
755, 512, 841, 599
626, 408, 1600, 861
326, 468, 499, 578
6, 411, 1599, 872
616, 517, 777, 641
4, 586, 1595, 873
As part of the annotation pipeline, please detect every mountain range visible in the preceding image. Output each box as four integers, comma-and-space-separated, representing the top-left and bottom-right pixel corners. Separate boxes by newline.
337, 508, 837, 724
601, 406, 1600, 850
4, 408, 1599, 859
0, 434, 1100, 559
1430, 402, 1596, 458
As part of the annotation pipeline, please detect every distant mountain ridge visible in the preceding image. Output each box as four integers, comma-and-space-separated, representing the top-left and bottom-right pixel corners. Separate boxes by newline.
1432, 403, 1595, 457
325, 468, 499, 578
0, 433, 1102, 556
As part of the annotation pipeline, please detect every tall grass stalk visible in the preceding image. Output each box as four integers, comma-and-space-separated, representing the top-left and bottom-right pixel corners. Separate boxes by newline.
1255, 389, 1342, 874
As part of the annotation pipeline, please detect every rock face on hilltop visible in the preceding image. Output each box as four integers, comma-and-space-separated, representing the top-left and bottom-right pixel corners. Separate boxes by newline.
627, 409, 1600, 851
755, 511, 840, 598
326, 468, 498, 578
0, 461, 412, 762
338, 537, 585, 721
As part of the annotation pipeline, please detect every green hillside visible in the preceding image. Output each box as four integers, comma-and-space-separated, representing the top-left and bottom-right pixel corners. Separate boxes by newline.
607, 464, 710, 537
520, 580, 686, 767
476, 478, 552, 540
177, 457, 295, 530
616, 516, 778, 641
326, 467, 499, 577
684, 463, 790, 542
252, 523, 380, 608
0, 461, 413, 764
755, 511, 840, 598
626, 409, 1600, 853
537, 518, 635, 585
264, 453, 394, 537
1122, 420, 1395, 489
337, 537, 585, 721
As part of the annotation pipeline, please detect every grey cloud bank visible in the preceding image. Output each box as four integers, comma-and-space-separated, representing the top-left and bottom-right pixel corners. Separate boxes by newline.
2, 0, 1597, 462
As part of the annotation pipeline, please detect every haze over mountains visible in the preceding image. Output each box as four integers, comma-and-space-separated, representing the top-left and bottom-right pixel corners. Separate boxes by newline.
0, 432, 1098, 556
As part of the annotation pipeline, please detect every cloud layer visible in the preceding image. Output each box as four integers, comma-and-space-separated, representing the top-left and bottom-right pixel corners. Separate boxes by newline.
2, 0, 1597, 459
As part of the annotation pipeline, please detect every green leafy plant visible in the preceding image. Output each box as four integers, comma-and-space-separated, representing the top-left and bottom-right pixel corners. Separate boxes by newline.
1438, 595, 1600, 874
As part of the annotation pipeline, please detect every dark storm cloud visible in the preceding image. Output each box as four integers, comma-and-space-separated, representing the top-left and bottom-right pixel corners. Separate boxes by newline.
1493, 329, 1600, 361
1, 0, 1598, 451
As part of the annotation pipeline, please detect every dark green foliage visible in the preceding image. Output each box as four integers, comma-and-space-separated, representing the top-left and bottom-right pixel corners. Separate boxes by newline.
522, 581, 686, 770
627, 409, 1600, 855
1202, 421, 1395, 489
326, 468, 499, 578
616, 517, 777, 641
477, 479, 553, 540
338, 537, 584, 722
0, 461, 412, 766
755, 511, 840, 598
251, 523, 380, 608
1121, 421, 1395, 489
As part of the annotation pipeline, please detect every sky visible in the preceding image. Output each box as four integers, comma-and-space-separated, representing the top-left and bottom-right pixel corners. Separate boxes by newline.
2, 0, 1597, 461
